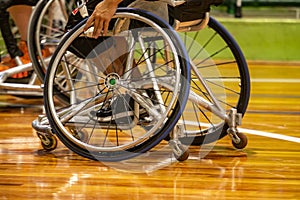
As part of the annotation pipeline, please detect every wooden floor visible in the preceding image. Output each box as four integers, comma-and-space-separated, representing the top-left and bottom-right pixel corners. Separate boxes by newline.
0, 62, 299, 199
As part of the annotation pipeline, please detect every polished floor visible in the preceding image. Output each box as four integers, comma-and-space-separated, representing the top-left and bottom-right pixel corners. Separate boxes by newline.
0, 62, 299, 199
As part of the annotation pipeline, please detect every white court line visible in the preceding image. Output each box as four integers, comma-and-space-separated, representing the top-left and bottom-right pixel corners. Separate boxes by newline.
216, 18, 300, 24
250, 78, 300, 83
204, 78, 300, 83
238, 128, 300, 143
181, 120, 300, 143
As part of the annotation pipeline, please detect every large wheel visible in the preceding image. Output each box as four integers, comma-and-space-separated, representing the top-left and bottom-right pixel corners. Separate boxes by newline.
28, 0, 71, 82
43, 8, 190, 161
178, 17, 250, 146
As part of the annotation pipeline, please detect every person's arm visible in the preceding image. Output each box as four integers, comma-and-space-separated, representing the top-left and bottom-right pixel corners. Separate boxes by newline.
84, 0, 123, 38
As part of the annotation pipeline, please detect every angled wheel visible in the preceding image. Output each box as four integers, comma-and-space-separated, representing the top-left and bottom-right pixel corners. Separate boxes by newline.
28, 0, 71, 82
178, 17, 250, 146
44, 8, 190, 161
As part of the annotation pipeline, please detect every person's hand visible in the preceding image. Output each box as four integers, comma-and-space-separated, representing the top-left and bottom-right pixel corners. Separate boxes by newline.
84, 0, 122, 38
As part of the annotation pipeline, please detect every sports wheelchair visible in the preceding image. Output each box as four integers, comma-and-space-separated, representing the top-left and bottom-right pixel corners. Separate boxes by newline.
32, 0, 250, 162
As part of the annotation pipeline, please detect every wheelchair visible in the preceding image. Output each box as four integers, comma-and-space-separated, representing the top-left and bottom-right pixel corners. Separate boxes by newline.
32, 0, 251, 162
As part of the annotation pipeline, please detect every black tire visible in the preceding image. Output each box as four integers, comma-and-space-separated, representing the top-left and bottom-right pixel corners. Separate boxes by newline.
178, 17, 250, 146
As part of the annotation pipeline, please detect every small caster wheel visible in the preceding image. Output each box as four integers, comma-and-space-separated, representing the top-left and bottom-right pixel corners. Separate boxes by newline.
174, 145, 190, 162
37, 132, 57, 151
232, 132, 247, 149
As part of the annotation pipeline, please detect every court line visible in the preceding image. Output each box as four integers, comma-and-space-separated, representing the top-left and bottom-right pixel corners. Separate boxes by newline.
206, 78, 300, 83
217, 18, 300, 24
250, 78, 300, 83
181, 120, 300, 143
238, 128, 300, 143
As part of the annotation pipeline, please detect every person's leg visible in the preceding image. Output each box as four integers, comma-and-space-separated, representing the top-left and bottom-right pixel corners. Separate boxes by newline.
3, 5, 33, 78
0, 1, 23, 59
235, 0, 242, 18
0, 1, 38, 78
8, 5, 32, 41
0, 9, 23, 73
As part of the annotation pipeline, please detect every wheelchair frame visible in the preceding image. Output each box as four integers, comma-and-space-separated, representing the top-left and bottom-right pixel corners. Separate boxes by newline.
32, 3, 250, 161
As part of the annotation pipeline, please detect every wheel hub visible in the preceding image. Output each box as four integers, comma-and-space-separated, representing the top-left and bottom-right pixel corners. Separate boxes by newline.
105, 73, 120, 90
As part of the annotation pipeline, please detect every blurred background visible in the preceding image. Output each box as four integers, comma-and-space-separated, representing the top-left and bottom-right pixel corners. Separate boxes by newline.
211, 0, 300, 62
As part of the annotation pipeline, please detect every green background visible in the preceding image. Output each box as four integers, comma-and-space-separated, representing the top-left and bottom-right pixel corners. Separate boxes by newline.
217, 19, 300, 61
